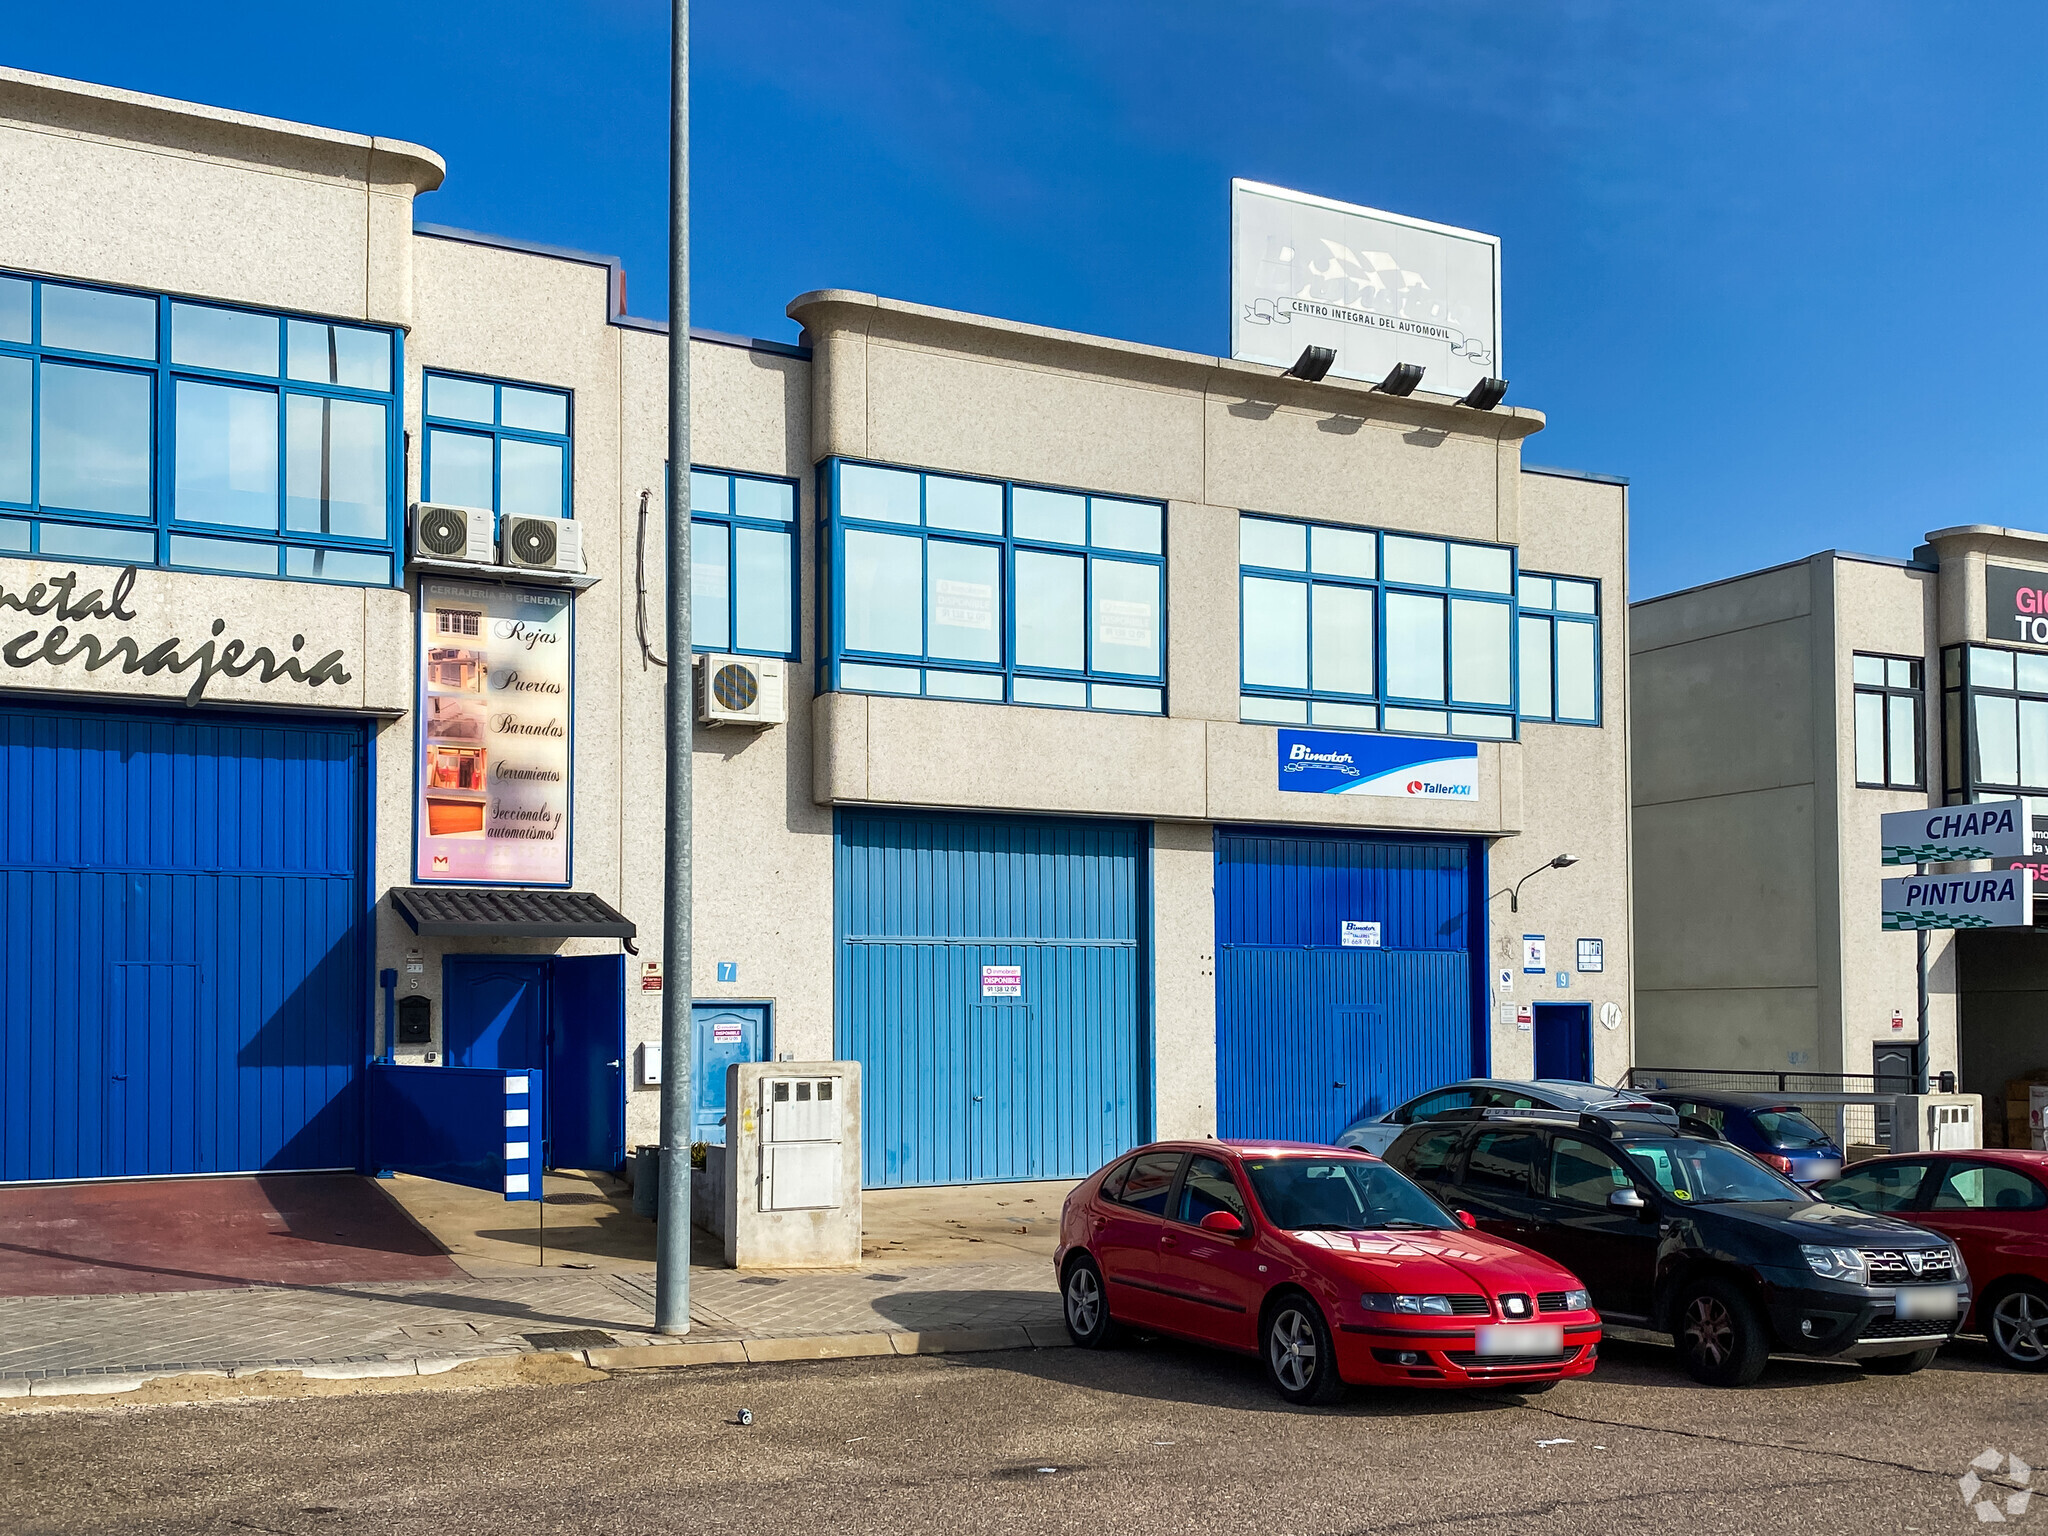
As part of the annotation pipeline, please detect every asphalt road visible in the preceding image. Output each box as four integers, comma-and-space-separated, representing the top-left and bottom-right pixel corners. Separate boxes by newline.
5, 1336, 2038, 1535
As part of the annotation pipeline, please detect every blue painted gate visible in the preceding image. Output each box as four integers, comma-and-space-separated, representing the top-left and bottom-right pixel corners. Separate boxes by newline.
0, 701, 367, 1182
836, 811, 1148, 1188
1215, 829, 1485, 1144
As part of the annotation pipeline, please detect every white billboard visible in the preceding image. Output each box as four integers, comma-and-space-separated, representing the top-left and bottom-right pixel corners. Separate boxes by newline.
1230, 179, 1501, 398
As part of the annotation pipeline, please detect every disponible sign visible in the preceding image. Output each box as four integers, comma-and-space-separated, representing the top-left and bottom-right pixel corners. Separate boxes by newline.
980, 965, 1022, 998
416, 579, 573, 885
1880, 800, 2026, 865
1881, 870, 2031, 931
1277, 728, 1478, 799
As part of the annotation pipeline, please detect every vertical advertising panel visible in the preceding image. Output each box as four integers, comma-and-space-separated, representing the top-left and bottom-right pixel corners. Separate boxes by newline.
417, 579, 573, 885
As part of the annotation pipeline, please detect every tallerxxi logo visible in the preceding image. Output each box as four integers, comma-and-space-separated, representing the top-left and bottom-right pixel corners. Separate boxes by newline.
1406, 780, 1422, 794
1961, 1447, 2034, 1523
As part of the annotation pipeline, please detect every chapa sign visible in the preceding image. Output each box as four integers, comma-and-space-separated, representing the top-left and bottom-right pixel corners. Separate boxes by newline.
1880, 800, 2027, 865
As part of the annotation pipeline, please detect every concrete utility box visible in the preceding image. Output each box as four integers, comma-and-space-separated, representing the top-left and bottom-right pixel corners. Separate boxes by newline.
722, 1060, 861, 1268
1888, 1094, 1984, 1154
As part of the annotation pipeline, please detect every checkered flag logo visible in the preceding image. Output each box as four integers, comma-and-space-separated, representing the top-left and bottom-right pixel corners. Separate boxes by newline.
1961, 1448, 2035, 1523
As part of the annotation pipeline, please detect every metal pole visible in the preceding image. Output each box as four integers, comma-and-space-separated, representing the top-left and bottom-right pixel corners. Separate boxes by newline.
654, 0, 694, 1335
1915, 924, 1930, 1095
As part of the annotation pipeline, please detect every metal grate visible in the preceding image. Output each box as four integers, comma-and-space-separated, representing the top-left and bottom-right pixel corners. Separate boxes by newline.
522, 1330, 618, 1351
1447, 1295, 1490, 1316
1858, 1317, 1954, 1341
1863, 1248, 1957, 1285
1537, 1291, 1573, 1312
1446, 1351, 1568, 1367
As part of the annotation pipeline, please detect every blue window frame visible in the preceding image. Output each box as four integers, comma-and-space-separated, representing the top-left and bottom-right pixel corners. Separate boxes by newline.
0, 268, 402, 585
689, 466, 798, 658
1516, 573, 1601, 725
821, 459, 1166, 715
1239, 513, 1517, 740
422, 371, 572, 528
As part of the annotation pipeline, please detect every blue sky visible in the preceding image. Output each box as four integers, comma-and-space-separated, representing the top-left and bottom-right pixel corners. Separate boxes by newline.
10, 2, 2045, 595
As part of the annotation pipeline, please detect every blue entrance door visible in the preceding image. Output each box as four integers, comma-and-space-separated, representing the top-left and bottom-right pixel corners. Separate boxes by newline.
693, 1004, 769, 1144
1534, 1004, 1592, 1083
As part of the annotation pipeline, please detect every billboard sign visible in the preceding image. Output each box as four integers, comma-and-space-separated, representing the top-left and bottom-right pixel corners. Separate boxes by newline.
1880, 869, 2032, 931
1984, 565, 2048, 647
1231, 179, 1501, 398
1276, 728, 1478, 799
1879, 799, 2027, 865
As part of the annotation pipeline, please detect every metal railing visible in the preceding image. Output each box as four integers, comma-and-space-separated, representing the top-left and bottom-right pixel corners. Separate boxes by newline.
1623, 1067, 1925, 1155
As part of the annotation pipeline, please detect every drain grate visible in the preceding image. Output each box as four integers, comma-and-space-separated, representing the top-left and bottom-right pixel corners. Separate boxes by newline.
739, 1276, 786, 1287
523, 1330, 618, 1351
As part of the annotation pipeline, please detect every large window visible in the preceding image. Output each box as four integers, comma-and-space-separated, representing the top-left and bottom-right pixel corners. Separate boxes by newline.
1517, 573, 1602, 726
1944, 644, 2048, 798
423, 372, 571, 526
0, 269, 400, 584
823, 460, 1165, 714
690, 467, 797, 658
1238, 514, 1517, 739
1853, 652, 1923, 788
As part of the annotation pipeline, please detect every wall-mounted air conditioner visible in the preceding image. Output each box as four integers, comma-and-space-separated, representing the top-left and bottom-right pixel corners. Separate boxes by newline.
696, 654, 787, 727
411, 503, 494, 565
500, 513, 585, 575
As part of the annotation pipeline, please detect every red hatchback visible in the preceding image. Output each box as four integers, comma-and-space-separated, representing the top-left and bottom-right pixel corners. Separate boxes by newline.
1056, 1139, 1603, 1403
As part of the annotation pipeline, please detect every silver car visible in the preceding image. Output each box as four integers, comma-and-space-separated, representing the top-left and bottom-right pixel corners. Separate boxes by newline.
1335, 1078, 1678, 1155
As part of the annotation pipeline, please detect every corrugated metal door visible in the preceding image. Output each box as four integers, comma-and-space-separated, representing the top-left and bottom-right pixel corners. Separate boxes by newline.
1215, 829, 1484, 1143
836, 811, 1148, 1188
0, 702, 366, 1182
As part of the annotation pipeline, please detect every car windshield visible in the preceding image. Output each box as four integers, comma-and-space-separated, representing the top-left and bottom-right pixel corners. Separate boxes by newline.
1241, 1157, 1455, 1231
1751, 1109, 1834, 1150
1621, 1139, 1809, 1204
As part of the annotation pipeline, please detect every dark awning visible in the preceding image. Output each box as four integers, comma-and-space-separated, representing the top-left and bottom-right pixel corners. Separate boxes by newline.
389, 886, 636, 940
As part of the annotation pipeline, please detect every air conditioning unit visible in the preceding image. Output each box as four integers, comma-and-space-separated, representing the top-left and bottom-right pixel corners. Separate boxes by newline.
500, 513, 585, 575
411, 503, 493, 565
696, 654, 787, 727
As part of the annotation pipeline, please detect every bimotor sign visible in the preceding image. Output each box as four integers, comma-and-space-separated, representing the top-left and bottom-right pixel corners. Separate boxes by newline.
1276, 728, 1478, 800
1881, 870, 2031, 931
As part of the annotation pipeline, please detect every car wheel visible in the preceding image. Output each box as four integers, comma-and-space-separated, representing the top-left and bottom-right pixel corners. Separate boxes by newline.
1264, 1295, 1346, 1406
1674, 1277, 1770, 1387
1986, 1281, 2048, 1371
1862, 1346, 1939, 1376
1062, 1255, 1122, 1349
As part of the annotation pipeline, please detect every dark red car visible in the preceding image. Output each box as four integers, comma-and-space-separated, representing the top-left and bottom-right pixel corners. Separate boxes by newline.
1814, 1149, 2048, 1370
1055, 1139, 1603, 1402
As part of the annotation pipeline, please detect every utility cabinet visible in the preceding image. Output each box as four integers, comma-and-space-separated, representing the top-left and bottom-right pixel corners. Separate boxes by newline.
761, 1074, 844, 1211
721, 1060, 863, 1268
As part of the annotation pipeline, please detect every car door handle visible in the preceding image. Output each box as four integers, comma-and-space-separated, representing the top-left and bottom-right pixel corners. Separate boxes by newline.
1160, 1235, 1178, 1249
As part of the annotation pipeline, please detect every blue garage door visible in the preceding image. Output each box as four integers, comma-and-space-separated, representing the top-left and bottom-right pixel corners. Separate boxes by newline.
1216, 828, 1485, 1144
0, 702, 367, 1181
836, 811, 1148, 1188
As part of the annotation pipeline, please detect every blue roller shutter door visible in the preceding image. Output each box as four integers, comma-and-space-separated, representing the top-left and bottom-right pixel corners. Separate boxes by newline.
836, 810, 1148, 1189
1215, 829, 1484, 1144
0, 703, 366, 1181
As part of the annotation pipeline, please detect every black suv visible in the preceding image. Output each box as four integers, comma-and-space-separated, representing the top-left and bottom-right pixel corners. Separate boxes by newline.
1384, 1108, 1970, 1386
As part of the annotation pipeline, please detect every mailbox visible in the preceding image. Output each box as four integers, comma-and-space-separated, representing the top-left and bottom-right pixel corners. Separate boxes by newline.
397, 995, 433, 1046
760, 1075, 843, 1211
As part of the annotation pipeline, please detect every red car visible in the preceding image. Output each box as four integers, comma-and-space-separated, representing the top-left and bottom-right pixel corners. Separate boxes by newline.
1056, 1139, 1603, 1403
1814, 1149, 2048, 1370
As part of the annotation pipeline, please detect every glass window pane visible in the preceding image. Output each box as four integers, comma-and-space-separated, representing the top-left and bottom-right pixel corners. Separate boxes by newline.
285, 546, 390, 584
41, 284, 155, 359
501, 386, 567, 434
38, 521, 154, 562
1552, 579, 1598, 614
1241, 694, 1308, 724
1091, 558, 1161, 677
174, 380, 278, 529
1013, 486, 1086, 545
691, 521, 731, 650
2017, 653, 2048, 695
1091, 683, 1162, 713
1385, 591, 1445, 700
1889, 694, 1920, 786
427, 428, 494, 509
0, 518, 27, 552
1853, 654, 1885, 687
1556, 620, 1599, 721
927, 539, 1001, 664
734, 527, 792, 654
0, 276, 28, 343
1518, 574, 1553, 609
285, 321, 389, 390
843, 528, 924, 655
1310, 700, 1376, 728
2019, 699, 2048, 790
1855, 692, 1884, 784
1090, 498, 1162, 554
839, 661, 921, 694
172, 304, 278, 376
923, 474, 1000, 534
1886, 657, 1917, 690
1311, 583, 1374, 695
733, 476, 795, 523
1449, 543, 1512, 594
926, 669, 1004, 701
1450, 598, 1512, 706
427, 375, 494, 424
1452, 712, 1515, 739
1977, 695, 2021, 785
0, 355, 28, 504
1974, 647, 2016, 689
1310, 524, 1375, 578
284, 395, 387, 539
168, 533, 277, 575
1240, 516, 1306, 571
1015, 549, 1085, 671
840, 463, 921, 525
1519, 615, 1553, 719
501, 438, 564, 520
330, 326, 391, 392
1383, 535, 1446, 587
40, 362, 152, 516
1945, 648, 1963, 688
689, 470, 730, 514
1013, 676, 1087, 708
1241, 576, 1308, 690
1383, 706, 1448, 735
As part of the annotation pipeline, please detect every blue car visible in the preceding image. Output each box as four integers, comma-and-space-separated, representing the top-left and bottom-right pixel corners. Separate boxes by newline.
1640, 1090, 1845, 1186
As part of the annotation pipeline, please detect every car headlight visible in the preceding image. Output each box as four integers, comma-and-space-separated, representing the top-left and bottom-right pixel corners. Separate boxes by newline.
1800, 1245, 1868, 1283
1561, 1288, 1592, 1311
1360, 1293, 1454, 1315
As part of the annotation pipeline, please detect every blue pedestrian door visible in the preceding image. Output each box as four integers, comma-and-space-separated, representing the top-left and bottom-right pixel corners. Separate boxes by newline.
694, 1004, 769, 1144
1533, 1003, 1592, 1083
836, 811, 1149, 1188
1215, 829, 1486, 1144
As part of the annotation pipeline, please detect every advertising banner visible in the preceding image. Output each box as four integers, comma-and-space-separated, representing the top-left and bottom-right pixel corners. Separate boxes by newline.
1983, 565, 2048, 647
417, 579, 573, 885
1879, 800, 2027, 865
1276, 728, 1478, 799
1880, 869, 2032, 931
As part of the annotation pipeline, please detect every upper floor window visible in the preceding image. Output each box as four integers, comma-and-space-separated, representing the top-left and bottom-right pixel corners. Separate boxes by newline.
423, 372, 571, 524
690, 467, 796, 658
0, 270, 399, 585
1239, 514, 1516, 740
1853, 652, 1923, 789
823, 460, 1164, 715
1518, 574, 1602, 727
1943, 645, 2047, 798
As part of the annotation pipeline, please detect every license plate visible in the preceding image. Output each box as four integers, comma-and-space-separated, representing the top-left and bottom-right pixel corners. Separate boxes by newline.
1474, 1323, 1564, 1356
1894, 1286, 1959, 1321
1804, 1160, 1842, 1182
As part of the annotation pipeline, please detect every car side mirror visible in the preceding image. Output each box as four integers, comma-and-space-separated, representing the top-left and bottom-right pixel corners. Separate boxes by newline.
1455, 1209, 1478, 1230
1199, 1210, 1246, 1235
1608, 1188, 1646, 1211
